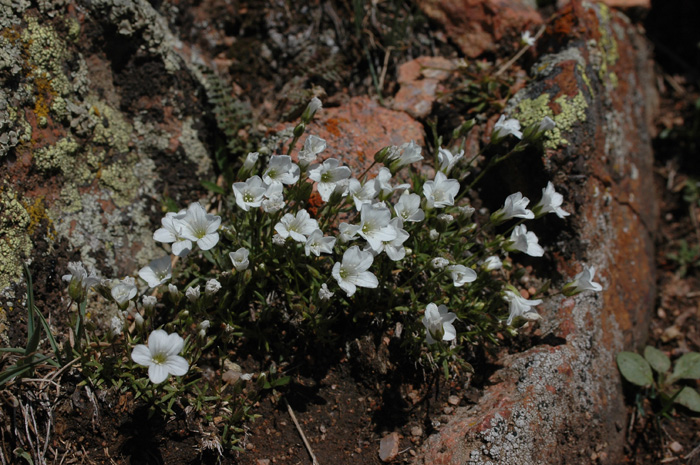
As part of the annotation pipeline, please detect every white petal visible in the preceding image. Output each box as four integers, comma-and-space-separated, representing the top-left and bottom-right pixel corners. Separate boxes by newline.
131, 345, 153, 366
197, 233, 219, 251
148, 364, 169, 384
353, 271, 378, 289
172, 240, 192, 257
164, 355, 189, 376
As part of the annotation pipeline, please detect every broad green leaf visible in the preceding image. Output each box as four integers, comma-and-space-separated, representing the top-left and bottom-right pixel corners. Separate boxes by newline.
644, 346, 671, 374
201, 180, 225, 195
617, 352, 653, 387
674, 386, 700, 413
671, 352, 700, 380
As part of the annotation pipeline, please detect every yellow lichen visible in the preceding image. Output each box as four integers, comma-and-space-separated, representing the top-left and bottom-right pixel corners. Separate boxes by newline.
513, 91, 589, 149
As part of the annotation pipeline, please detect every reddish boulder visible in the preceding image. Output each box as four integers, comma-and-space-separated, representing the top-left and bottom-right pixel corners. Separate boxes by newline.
414, 2, 657, 464
392, 56, 458, 119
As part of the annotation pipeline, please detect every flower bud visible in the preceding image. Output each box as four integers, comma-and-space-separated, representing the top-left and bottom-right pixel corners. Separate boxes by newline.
293, 122, 306, 138
301, 97, 322, 123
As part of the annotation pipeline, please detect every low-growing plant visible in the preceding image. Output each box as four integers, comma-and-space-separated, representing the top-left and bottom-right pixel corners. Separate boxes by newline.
617, 346, 700, 417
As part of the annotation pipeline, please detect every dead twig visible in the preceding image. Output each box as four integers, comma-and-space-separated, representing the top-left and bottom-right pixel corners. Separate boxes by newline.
285, 398, 319, 465
494, 25, 546, 77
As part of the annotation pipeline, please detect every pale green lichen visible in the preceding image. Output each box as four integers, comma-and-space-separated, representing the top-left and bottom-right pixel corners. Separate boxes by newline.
99, 158, 142, 208
33, 136, 79, 172
512, 91, 588, 149
0, 185, 33, 291
179, 117, 212, 176
90, 99, 132, 154
22, 14, 71, 97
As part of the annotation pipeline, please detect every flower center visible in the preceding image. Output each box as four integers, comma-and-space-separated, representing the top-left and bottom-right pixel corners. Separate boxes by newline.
152, 353, 167, 364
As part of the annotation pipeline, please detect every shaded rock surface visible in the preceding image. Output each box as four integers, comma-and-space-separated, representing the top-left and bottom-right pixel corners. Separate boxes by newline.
413, 1, 657, 464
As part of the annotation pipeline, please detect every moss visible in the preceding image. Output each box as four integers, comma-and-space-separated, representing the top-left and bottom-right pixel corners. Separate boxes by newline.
0, 186, 33, 291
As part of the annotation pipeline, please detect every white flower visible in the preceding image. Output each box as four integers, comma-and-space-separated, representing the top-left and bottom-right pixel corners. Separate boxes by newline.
111, 277, 137, 308
179, 203, 221, 251
134, 312, 145, 327
507, 224, 544, 257
168, 283, 178, 296
374, 167, 410, 197
131, 329, 189, 384
318, 283, 334, 301
229, 247, 250, 271
431, 257, 449, 269
338, 222, 361, 243
357, 203, 397, 251
348, 178, 378, 212
298, 135, 326, 166
142, 295, 157, 311
458, 204, 475, 219
274, 209, 319, 243
563, 266, 603, 296
373, 217, 410, 261
242, 152, 259, 170
438, 213, 454, 224
521, 30, 535, 47
272, 234, 286, 246
110, 315, 124, 337
388, 140, 423, 171
153, 210, 192, 257
233, 175, 268, 211
308, 158, 352, 202
205, 279, 221, 296
394, 191, 425, 222
437, 147, 464, 175
493, 114, 523, 140
263, 155, 300, 186
186, 286, 200, 302
305, 229, 336, 256
503, 290, 542, 325
538, 116, 556, 133
491, 192, 534, 223
422, 303, 457, 344
447, 264, 477, 287
483, 255, 503, 271
423, 172, 460, 209
332, 246, 378, 296
62, 261, 100, 301
138, 255, 172, 288
429, 229, 439, 240
533, 182, 570, 219
302, 97, 322, 121
262, 182, 285, 213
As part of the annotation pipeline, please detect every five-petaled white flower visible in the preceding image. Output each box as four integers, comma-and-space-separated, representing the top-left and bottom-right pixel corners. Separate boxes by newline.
437, 147, 464, 175
493, 115, 523, 140
431, 257, 449, 269
483, 255, 503, 271
179, 203, 221, 251
111, 277, 137, 308
423, 172, 460, 209
533, 182, 570, 219
422, 303, 457, 345
447, 264, 477, 287
388, 140, 423, 172
274, 209, 319, 243
62, 261, 101, 301
131, 329, 189, 384
138, 255, 172, 288
506, 224, 544, 257
348, 178, 378, 212
153, 210, 192, 257
338, 222, 361, 243
263, 155, 300, 186
242, 152, 259, 171
233, 175, 268, 211
205, 279, 221, 296
298, 135, 327, 167
521, 30, 536, 47
186, 286, 200, 302
142, 295, 157, 312
563, 266, 603, 296
371, 217, 410, 261
308, 158, 352, 202
332, 246, 378, 296
374, 167, 410, 198
394, 191, 425, 222
229, 247, 250, 271
357, 203, 397, 252
503, 290, 542, 325
318, 283, 334, 301
491, 192, 534, 224
305, 229, 336, 256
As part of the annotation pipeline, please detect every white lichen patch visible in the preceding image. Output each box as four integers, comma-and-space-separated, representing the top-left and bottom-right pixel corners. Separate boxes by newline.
179, 117, 212, 176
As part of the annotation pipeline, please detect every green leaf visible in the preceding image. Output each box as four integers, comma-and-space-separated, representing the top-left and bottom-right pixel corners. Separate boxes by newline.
617, 352, 654, 387
674, 386, 700, 413
201, 180, 225, 195
644, 346, 671, 374
671, 352, 700, 381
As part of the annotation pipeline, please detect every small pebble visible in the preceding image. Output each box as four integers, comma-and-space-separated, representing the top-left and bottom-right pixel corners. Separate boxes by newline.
410, 426, 423, 437
669, 441, 683, 454
379, 432, 400, 462
448, 395, 460, 406
443, 406, 454, 414
246, 443, 255, 450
